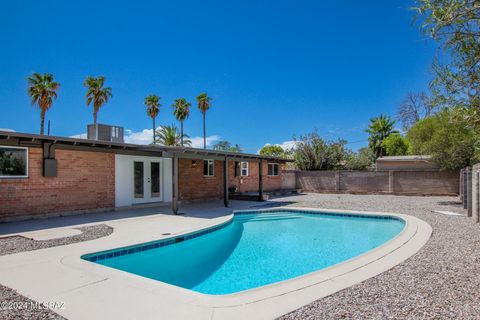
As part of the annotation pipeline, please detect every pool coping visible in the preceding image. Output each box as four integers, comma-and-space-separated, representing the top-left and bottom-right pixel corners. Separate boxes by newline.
0, 207, 432, 320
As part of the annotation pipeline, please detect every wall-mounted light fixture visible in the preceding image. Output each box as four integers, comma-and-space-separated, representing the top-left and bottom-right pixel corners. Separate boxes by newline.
191, 160, 198, 168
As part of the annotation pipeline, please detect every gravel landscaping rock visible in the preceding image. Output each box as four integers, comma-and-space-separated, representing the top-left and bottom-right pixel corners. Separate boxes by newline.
0, 224, 113, 319
276, 193, 480, 320
0, 224, 113, 256
0, 284, 66, 320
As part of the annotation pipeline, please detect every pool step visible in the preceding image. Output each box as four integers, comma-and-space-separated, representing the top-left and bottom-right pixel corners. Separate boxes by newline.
235, 214, 303, 222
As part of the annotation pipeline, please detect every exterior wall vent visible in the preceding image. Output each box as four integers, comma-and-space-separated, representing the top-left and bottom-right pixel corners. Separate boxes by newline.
87, 124, 124, 143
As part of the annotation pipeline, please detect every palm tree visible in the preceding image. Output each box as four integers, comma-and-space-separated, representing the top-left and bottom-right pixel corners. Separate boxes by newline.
172, 98, 191, 146
365, 114, 398, 158
144, 95, 161, 144
196, 92, 212, 149
27, 73, 60, 135
84, 76, 112, 125
155, 125, 191, 147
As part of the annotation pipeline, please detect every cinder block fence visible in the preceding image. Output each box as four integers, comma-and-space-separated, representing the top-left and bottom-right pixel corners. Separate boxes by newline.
291, 170, 459, 196
472, 164, 480, 223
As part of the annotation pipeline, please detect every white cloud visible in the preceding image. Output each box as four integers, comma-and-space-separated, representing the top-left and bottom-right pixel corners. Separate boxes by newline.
190, 135, 221, 148
0, 128, 15, 132
124, 128, 155, 145
69, 127, 221, 148
70, 133, 87, 139
259, 140, 298, 154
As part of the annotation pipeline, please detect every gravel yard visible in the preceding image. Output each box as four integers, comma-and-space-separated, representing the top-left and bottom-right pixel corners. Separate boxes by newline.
276, 193, 480, 320
0, 224, 113, 319
0, 224, 113, 256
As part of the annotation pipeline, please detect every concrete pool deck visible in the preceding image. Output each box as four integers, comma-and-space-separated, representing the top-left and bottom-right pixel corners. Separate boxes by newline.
0, 198, 431, 320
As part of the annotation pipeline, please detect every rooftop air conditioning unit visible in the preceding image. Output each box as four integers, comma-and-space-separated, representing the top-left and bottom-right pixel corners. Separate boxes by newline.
87, 124, 124, 143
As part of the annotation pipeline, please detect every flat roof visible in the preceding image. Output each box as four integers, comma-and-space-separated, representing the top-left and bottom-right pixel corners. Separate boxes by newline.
377, 155, 431, 162
0, 131, 292, 162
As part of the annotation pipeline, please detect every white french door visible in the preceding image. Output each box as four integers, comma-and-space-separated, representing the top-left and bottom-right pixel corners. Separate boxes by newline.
133, 159, 162, 204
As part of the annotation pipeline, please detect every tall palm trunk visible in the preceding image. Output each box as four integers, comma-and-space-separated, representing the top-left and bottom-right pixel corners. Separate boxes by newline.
93, 103, 99, 125
152, 118, 156, 144
40, 109, 46, 135
203, 112, 206, 149
180, 121, 184, 146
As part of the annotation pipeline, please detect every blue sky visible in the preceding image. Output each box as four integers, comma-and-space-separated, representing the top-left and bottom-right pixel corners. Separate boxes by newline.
0, 0, 436, 152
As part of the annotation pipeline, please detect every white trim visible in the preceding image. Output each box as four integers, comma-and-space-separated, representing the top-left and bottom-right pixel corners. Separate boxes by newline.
204, 159, 214, 177
240, 161, 249, 176
267, 163, 279, 176
0, 145, 28, 179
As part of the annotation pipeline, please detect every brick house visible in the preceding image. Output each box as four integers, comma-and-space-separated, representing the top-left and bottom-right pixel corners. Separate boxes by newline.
0, 131, 290, 222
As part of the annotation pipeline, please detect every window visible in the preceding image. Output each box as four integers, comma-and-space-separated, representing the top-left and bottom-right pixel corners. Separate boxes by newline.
203, 159, 214, 176
240, 162, 249, 176
0, 146, 28, 178
268, 163, 279, 176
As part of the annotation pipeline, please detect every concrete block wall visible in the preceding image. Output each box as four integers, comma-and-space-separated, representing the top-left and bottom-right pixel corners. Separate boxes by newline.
296, 170, 459, 196
472, 164, 480, 223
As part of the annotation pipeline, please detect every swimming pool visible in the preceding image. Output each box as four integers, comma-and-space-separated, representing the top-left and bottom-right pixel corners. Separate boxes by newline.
82, 209, 405, 295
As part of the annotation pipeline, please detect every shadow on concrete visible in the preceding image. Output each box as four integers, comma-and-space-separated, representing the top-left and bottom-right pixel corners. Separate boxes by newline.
0, 199, 298, 236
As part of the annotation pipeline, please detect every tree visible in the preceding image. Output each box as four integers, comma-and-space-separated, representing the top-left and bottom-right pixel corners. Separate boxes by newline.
259, 145, 286, 157
397, 92, 436, 130
27, 73, 60, 135
345, 147, 375, 170
414, 0, 480, 110
84, 76, 112, 125
172, 98, 191, 146
382, 133, 410, 156
155, 125, 191, 147
212, 140, 243, 152
293, 131, 350, 170
365, 114, 398, 158
196, 92, 212, 149
144, 95, 161, 144
407, 107, 479, 170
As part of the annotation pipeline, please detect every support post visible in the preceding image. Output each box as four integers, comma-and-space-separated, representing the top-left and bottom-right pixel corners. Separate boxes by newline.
389, 171, 394, 194
259, 159, 264, 201
224, 157, 229, 207
172, 155, 179, 214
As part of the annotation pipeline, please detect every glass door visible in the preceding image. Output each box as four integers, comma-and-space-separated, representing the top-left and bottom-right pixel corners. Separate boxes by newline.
133, 159, 162, 204
150, 161, 161, 200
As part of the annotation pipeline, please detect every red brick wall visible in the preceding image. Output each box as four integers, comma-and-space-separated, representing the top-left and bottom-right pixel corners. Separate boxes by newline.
228, 161, 283, 193
178, 159, 225, 201
178, 158, 284, 201
0, 147, 115, 221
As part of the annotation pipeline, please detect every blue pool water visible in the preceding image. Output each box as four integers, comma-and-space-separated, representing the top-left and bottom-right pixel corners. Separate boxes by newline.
85, 210, 404, 295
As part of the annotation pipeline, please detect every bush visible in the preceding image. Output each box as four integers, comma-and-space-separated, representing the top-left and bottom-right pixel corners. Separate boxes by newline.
406, 108, 480, 170
293, 131, 350, 170
344, 147, 375, 170
382, 133, 410, 156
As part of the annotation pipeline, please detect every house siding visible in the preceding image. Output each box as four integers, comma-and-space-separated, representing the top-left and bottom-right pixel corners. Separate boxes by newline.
0, 147, 115, 221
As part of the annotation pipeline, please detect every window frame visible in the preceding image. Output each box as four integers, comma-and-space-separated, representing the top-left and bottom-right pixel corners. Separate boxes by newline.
0, 145, 29, 179
240, 161, 249, 177
267, 163, 279, 176
203, 159, 215, 177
